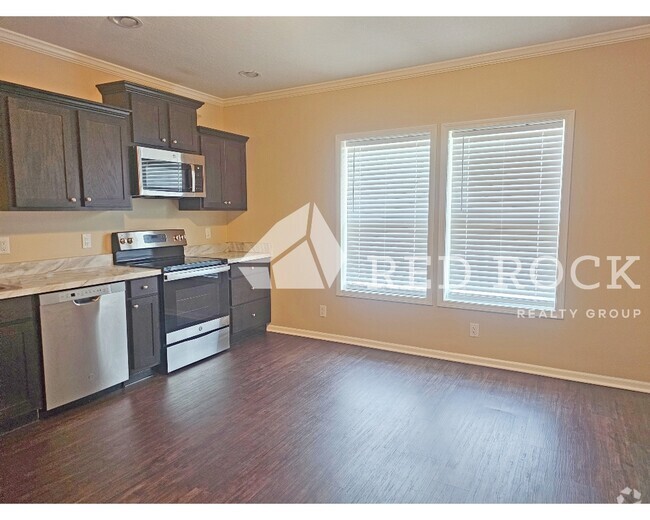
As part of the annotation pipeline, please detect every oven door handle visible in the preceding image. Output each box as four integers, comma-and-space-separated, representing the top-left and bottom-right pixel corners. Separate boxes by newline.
164, 265, 230, 282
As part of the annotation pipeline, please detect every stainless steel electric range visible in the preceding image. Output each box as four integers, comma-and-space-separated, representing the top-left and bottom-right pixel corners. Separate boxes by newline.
112, 229, 230, 373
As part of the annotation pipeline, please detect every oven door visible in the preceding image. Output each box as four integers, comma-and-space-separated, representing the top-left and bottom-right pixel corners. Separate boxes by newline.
163, 266, 230, 345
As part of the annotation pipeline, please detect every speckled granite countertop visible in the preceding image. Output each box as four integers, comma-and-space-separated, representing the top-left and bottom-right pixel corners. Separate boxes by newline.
0, 255, 160, 301
185, 245, 271, 264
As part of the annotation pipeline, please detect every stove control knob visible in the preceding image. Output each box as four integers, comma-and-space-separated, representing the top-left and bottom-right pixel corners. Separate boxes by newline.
127, 238, 133, 244
119, 238, 126, 245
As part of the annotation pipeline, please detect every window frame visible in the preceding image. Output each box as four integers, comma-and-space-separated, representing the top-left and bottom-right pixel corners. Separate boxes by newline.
336, 125, 437, 306
436, 111, 575, 316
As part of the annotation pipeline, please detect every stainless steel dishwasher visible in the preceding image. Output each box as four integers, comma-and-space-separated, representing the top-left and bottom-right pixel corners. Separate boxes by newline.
39, 282, 129, 410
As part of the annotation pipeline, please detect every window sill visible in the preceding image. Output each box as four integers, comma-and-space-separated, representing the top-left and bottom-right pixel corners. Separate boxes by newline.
437, 298, 563, 319
337, 288, 433, 306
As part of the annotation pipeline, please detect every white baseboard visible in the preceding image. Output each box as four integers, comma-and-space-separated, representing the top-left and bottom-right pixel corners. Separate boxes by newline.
266, 324, 650, 394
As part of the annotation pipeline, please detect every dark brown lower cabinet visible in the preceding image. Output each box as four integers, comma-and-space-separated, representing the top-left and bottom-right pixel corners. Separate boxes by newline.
126, 278, 162, 377
0, 296, 43, 432
229, 262, 271, 340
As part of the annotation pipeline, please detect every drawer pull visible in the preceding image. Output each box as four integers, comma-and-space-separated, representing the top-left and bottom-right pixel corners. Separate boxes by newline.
133, 304, 139, 309
252, 313, 256, 317
142, 285, 149, 290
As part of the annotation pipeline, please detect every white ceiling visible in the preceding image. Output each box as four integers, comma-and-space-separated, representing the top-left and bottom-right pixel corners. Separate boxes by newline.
1, 17, 649, 99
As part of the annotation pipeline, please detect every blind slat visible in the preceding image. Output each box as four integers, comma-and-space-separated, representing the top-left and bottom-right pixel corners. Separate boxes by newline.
342, 132, 431, 299
444, 118, 567, 310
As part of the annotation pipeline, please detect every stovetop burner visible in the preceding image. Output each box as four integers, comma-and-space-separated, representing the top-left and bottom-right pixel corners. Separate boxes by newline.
127, 256, 228, 272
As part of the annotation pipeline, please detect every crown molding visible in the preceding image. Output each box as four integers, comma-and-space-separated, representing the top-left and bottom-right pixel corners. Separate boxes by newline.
223, 23, 650, 106
0, 27, 226, 107
1, 24, 649, 109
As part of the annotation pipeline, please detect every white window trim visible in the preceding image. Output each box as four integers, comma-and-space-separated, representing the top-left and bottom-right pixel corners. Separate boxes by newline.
436, 111, 575, 317
336, 125, 437, 306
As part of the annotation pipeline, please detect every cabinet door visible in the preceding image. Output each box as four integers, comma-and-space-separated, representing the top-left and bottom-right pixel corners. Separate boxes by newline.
78, 111, 131, 209
0, 320, 43, 422
168, 103, 199, 152
130, 94, 169, 148
222, 139, 247, 210
199, 134, 226, 210
7, 96, 80, 209
128, 295, 162, 372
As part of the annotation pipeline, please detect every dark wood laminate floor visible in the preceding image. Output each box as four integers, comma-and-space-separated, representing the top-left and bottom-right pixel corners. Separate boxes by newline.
0, 332, 648, 503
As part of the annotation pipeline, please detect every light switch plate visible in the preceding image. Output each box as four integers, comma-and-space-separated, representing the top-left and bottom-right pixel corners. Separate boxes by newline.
0, 236, 10, 254
205, 227, 212, 239
82, 233, 92, 249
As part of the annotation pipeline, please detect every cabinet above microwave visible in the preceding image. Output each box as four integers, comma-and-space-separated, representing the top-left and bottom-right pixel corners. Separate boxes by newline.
97, 81, 203, 153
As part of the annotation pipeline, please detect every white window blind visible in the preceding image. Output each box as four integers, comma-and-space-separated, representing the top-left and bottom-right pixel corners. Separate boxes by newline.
340, 132, 431, 300
443, 118, 568, 311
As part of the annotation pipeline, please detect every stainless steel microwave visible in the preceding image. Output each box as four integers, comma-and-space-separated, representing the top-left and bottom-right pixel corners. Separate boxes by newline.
134, 146, 206, 198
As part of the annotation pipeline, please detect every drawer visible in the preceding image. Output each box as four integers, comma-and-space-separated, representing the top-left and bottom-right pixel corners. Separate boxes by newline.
231, 273, 271, 306
128, 276, 159, 299
231, 298, 270, 334
0, 296, 35, 324
230, 262, 270, 280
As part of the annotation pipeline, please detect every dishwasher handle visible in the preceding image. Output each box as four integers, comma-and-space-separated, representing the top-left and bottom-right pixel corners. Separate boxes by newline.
73, 296, 101, 306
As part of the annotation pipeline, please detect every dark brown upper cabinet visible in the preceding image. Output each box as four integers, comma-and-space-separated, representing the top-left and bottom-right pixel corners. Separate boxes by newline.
97, 81, 203, 153
179, 127, 249, 211
0, 81, 132, 211
78, 111, 131, 209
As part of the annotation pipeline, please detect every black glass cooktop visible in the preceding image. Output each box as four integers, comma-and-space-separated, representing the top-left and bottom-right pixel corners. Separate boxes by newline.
127, 256, 227, 272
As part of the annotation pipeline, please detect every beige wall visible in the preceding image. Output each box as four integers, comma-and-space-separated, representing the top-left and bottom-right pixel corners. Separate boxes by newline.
0, 42, 229, 263
1, 37, 648, 383
223, 39, 650, 382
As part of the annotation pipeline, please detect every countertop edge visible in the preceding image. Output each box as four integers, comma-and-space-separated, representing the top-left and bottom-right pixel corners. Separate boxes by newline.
0, 268, 161, 301
226, 253, 272, 264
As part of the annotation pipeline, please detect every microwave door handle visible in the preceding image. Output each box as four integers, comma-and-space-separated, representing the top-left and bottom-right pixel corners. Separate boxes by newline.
190, 164, 196, 193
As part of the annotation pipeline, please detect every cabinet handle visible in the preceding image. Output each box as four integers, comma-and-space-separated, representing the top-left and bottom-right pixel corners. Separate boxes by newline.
172, 139, 178, 144
161, 138, 167, 143
142, 285, 149, 290
252, 313, 256, 317
69, 197, 77, 202
133, 304, 139, 309
85, 197, 92, 202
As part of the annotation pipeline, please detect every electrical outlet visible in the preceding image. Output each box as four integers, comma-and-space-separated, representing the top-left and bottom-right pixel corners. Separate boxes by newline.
0, 236, 10, 254
205, 227, 212, 239
82, 233, 92, 249
470, 323, 480, 337
319, 305, 327, 318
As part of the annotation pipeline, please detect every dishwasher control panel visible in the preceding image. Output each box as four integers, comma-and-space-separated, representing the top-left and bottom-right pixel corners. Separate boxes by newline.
40, 282, 124, 305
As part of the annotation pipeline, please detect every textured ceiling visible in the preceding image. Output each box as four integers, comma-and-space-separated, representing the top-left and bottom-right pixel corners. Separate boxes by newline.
0, 17, 648, 98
